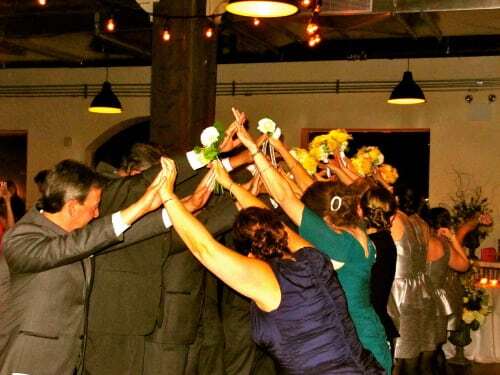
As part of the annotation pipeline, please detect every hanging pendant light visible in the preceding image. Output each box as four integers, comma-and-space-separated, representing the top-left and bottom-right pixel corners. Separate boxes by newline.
226, 0, 299, 18
388, 60, 426, 105
89, 67, 122, 114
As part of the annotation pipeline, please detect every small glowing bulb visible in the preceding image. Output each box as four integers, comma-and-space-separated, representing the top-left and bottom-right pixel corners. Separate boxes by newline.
253, 18, 261, 26
301, 0, 311, 6
105, 18, 116, 32
490, 279, 498, 287
205, 27, 214, 39
162, 29, 171, 42
480, 277, 488, 285
37, 0, 47, 6
308, 38, 317, 47
306, 21, 319, 35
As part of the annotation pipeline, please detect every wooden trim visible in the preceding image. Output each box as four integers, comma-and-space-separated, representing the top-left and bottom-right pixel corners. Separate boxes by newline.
0, 130, 27, 136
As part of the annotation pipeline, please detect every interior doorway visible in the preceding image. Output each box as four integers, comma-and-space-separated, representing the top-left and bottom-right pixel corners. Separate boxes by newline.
301, 128, 431, 199
0, 131, 28, 199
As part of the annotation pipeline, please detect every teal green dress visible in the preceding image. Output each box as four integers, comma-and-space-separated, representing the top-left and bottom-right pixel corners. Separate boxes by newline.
299, 207, 392, 374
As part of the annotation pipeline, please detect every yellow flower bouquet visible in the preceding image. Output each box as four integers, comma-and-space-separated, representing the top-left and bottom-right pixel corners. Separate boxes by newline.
289, 147, 318, 175
378, 164, 399, 185
351, 146, 385, 176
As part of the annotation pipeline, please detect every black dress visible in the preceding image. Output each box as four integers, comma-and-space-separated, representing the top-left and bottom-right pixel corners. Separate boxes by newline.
250, 248, 385, 374
369, 230, 399, 343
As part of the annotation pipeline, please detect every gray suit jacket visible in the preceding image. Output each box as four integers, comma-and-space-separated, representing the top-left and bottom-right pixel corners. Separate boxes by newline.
0, 205, 167, 374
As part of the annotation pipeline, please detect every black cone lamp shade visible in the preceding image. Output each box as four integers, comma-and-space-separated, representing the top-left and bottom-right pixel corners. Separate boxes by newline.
226, 0, 299, 18
89, 81, 123, 114
388, 71, 426, 105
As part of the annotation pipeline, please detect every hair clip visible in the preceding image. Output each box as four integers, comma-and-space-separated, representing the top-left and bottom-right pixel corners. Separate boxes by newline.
330, 196, 342, 212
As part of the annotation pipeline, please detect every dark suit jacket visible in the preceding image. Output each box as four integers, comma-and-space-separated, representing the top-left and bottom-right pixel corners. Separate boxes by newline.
88, 154, 202, 337
148, 194, 238, 346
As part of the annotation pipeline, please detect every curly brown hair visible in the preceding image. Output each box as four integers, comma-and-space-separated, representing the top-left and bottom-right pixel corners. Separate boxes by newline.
232, 207, 291, 260
301, 181, 363, 228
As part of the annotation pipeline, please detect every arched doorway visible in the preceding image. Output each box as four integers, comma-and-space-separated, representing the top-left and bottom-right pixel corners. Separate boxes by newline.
85, 116, 151, 169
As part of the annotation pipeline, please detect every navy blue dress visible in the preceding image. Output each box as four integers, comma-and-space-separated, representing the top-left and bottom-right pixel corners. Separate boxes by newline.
250, 248, 386, 374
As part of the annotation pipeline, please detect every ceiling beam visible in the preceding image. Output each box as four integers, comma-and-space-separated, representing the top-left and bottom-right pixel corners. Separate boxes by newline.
419, 12, 442, 42
393, 13, 418, 39
374, 0, 500, 13
317, 0, 500, 15
96, 33, 152, 58
0, 39, 26, 56
6, 40, 83, 62
227, 21, 281, 56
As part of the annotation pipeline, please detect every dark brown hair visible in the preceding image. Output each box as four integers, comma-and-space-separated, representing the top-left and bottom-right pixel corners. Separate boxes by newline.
360, 186, 397, 230
232, 207, 291, 260
301, 181, 363, 227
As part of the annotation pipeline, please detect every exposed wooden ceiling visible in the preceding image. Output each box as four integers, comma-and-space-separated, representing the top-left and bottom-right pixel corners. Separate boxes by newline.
1, 0, 500, 68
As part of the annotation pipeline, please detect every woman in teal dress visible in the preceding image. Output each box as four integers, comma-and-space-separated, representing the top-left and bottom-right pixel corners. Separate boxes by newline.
233, 121, 392, 374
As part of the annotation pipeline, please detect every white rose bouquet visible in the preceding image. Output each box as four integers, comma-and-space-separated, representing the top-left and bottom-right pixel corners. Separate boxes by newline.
189, 121, 226, 193
257, 117, 282, 166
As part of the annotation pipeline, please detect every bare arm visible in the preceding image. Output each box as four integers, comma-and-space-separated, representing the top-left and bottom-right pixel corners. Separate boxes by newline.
214, 162, 311, 252
235, 124, 305, 226
160, 158, 280, 312
439, 228, 470, 272
0, 181, 15, 229
269, 137, 314, 192
455, 213, 492, 245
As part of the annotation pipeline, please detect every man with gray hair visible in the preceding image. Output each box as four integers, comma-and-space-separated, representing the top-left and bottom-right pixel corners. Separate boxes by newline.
0, 159, 174, 374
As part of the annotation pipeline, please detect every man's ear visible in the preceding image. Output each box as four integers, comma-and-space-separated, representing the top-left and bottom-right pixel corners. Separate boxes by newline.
65, 199, 79, 217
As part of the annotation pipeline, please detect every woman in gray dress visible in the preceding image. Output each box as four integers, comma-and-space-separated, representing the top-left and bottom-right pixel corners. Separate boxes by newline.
389, 187, 438, 375
424, 207, 470, 374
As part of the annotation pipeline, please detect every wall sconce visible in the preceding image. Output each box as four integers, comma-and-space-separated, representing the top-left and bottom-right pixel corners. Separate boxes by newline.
465, 94, 473, 103
488, 94, 496, 103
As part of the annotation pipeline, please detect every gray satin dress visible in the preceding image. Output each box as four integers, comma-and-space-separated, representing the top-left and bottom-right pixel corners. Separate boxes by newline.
426, 237, 453, 344
388, 213, 438, 358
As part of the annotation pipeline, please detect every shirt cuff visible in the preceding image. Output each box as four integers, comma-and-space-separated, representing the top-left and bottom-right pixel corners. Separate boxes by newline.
162, 208, 173, 229
221, 157, 233, 172
111, 212, 130, 237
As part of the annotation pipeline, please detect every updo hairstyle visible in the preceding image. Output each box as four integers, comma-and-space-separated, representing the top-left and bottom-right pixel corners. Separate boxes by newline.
360, 185, 397, 230
301, 181, 363, 228
232, 207, 291, 260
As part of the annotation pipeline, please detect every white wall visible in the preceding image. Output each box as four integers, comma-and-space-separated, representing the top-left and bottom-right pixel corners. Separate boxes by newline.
0, 56, 498, 249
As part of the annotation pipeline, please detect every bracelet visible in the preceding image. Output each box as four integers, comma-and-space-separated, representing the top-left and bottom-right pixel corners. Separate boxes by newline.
250, 149, 260, 157
163, 197, 176, 205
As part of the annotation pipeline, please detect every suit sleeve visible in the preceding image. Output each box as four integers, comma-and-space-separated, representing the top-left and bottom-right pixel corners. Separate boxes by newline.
95, 209, 169, 255
3, 215, 121, 274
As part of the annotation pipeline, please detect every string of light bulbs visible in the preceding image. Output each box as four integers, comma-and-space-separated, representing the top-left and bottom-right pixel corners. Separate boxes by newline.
34, 0, 323, 47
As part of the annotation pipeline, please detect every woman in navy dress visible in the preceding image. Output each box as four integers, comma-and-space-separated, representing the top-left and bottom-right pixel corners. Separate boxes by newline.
158, 158, 385, 374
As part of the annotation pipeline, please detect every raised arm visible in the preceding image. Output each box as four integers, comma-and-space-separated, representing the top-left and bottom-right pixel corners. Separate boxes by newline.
268, 137, 314, 192
159, 158, 280, 311
0, 181, 15, 229
235, 124, 305, 226
455, 213, 493, 245
214, 162, 310, 252
4, 169, 168, 274
438, 228, 470, 272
